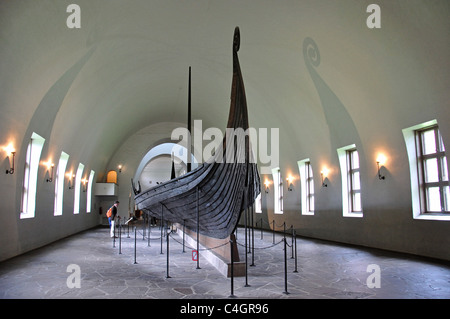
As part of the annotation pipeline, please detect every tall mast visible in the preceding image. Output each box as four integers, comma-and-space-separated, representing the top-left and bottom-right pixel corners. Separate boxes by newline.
187, 66, 192, 173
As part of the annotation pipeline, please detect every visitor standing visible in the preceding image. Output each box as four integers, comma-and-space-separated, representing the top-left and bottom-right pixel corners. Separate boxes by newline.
110, 200, 120, 238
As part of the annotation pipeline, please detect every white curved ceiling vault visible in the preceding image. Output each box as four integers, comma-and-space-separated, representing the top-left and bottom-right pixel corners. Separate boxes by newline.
2, 0, 449, 177
1, 1, 450, 260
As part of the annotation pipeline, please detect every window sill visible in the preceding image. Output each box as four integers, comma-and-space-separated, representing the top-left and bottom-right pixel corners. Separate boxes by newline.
414, 214, 450, 221
343, 212, 363, 218
20, 212, 35, 220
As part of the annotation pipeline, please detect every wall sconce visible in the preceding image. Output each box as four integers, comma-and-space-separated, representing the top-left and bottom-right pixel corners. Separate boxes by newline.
81, 178, 88, 192
4, 143, 16, 174
45, 161, 55, 182
264, 180, 270, 193
376, 154, 387, 180
118, 164, 122, 173
286, 175, 294, 191
66, 173, 75, 189
321, 167, 329, 187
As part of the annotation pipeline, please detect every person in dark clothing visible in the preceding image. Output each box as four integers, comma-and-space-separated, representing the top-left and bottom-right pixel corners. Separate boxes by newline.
110, 201, 120, 238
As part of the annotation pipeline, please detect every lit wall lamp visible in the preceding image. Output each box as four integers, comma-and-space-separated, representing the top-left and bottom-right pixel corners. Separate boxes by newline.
286, 175, 294, 191
4, 143, 16, 174
376, 154, 387, 180
81, 178, 88, 192
66, 173, 75, 189
118, 164, 122, 173
264, 180, 270, 193
45, 161, 55, 182
321, 167, 329, 187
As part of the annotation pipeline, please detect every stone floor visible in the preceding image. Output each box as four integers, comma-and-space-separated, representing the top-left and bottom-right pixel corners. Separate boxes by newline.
0, 225, 449, 299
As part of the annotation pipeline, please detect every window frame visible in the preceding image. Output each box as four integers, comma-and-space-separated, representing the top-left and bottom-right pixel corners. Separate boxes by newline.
416, 125, 449, 214
272, 167, 283, 214
402, 119, 450, 221
73, 163, 84, 214
86, 170, 95, 213
298, 159, 315, 215
306, 161, 315, 214
54, 151, 69, 216
337, 144, 363, 218
347, 149, 362, 213
20, 132, 45, 219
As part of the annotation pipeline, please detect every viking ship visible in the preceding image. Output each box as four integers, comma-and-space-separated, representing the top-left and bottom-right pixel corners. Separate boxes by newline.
133, 27, 260, 239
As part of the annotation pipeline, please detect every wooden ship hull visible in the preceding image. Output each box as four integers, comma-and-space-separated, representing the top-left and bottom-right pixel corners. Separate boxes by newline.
133, 27, 260, 239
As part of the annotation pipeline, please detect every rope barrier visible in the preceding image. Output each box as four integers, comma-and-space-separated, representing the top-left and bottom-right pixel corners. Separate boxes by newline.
112, 222, 300, 296
169, 233, 230, 252
236, 239, 283, 250
117, 225, 295, 253
135, 229, 162, 241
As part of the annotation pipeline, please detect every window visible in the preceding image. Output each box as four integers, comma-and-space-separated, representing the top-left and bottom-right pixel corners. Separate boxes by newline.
347, 149, 362, 213
254, 179, 262, 214
21, 132, 45, 219
54, 152, 69, 216
272, 167, 283, 214
337, 144, 363, 217
417, 126, 449, 214
403, 120, 450, 221
298, 159, 314, 215
73, 163, 84, 214
86, 170, 95, 213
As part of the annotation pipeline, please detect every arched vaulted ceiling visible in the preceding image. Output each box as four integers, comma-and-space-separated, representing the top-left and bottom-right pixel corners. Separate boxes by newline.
1, 0, 449, 180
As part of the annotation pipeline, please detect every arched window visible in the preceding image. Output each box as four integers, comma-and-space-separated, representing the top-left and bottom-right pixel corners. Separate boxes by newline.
73, 163, 84, 214
86, 170, 95, 213
272, 167, 283, 214
21, 132, 45, 219
54, 151, 69, 216
298, 159, 314, 215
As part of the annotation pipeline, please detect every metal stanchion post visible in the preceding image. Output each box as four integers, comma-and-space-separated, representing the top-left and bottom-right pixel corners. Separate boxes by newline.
148, 223, 151, 247
283, 237, 289, 295
250, 205, 255, 267
119, 218, 122, 255
142, 214, 146, 240
183, 219, 186, 253
229, 238, 235, 298
196, 187, 201, 269
113, 217, 116, 248
244, 189, 250, 287
291, 225, 294, 259
260, 218, 263, 240
166, 229, 171, 278
272, 220, 275, 244
247, 206, 251, 254
134, 226, 138, 264
294, 230, 298, 273
160, 204, 164, 255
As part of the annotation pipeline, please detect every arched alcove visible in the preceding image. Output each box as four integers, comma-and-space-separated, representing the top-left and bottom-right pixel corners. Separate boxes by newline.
133, 142, 199, 192
106, 170, 118, 184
